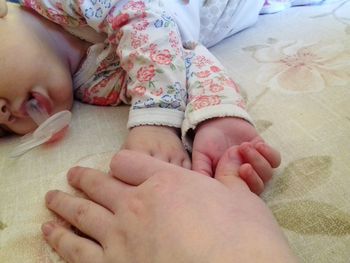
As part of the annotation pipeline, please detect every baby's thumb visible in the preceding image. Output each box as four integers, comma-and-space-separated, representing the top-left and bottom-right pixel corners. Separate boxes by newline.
214, 147, 249, 191
0, 0, 8, 18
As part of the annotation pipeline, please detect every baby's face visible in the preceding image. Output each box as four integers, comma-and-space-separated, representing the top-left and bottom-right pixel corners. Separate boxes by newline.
0, 4, 73, 135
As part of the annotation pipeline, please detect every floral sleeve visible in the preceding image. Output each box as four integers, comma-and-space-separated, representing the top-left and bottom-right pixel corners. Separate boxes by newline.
19, 0, 188, 129
102, 1, 187, 128
182, 44, 254, 149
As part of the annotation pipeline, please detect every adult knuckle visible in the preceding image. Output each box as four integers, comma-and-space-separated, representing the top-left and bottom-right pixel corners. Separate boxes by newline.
53, 230, 65, 251
73, 202, 91, 225
126, 196, 145, 217
72, 244, 84, 259
86, 176, 103, 194
149, 171, 180, 192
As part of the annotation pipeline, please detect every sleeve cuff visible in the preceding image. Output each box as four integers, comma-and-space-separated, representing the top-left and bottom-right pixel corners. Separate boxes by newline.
181, 105, 254, 151
127, 108, 185, 129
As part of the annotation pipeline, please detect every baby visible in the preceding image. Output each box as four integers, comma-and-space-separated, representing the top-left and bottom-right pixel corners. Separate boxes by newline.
0, 0, 280, 193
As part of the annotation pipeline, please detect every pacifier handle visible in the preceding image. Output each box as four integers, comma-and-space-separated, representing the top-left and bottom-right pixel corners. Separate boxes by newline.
10, 96, 72, 157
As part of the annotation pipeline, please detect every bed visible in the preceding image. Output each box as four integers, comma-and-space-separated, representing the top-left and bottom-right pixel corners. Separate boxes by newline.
1, 0, 350, 262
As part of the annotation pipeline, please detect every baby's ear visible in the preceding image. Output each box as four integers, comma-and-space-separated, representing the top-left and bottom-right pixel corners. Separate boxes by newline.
0, 0, 8, 18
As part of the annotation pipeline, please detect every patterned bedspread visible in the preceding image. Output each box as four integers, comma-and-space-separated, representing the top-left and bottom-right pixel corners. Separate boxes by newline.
1, 1, 350, 262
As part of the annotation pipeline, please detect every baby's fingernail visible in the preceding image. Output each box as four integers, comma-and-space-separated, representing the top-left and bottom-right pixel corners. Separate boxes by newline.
256, 142, 266, 150
42, 222, 55, 236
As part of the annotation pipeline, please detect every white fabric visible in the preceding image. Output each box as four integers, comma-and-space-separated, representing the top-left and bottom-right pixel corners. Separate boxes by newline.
164, 0, 265, 48
163, 0, 201, 47
199, 0, 265, 47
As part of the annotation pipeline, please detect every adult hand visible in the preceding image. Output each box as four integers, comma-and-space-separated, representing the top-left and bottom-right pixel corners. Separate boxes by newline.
42, 150, 296, 263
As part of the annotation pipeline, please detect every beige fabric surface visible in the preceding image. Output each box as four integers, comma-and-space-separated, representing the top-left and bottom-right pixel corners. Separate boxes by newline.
1, 1, 350, 262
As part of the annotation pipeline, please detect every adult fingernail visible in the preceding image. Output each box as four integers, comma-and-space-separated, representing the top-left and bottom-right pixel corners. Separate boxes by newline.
67, 166, 81, 182
45, 190, 58, 205
42, 222, 55, 236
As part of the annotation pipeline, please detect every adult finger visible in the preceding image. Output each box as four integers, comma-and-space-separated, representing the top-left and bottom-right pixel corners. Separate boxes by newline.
42, 221, 104, 263
239, 143, 273, 183
67, 166, 130, 212
109, 150, 187, 185
214, 147, 250, 192
255, 142, 281, 168
45, 190, 113, 243
192, 150, 213, 177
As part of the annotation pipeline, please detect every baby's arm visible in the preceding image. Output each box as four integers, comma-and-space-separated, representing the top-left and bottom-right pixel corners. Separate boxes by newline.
107, 3, 191, 166
183, 44, 280, 191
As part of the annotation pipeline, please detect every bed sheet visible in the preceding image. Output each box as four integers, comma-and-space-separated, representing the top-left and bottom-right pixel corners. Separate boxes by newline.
1, 1, 350, 262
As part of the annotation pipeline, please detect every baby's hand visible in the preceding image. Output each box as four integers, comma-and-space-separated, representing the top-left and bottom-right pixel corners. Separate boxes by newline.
192, 117, 280, 194
121, 125, 191, 169
216, 143, 280, 195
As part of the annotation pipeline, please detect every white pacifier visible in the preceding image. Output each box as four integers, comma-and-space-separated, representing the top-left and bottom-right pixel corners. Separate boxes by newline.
10, 99, 72, 157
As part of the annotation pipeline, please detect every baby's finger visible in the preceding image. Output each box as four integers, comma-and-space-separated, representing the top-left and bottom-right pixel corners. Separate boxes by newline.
42, 221, 104, 263
239, 143, 273, 183
182, 157, 192, 170
169, 154, 192, 170
238, 163, 264, 195
255, 142, 281, 168
45, 190, 113, 244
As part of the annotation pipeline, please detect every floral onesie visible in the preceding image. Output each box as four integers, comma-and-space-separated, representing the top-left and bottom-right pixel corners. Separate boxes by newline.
19, 0, 253, 149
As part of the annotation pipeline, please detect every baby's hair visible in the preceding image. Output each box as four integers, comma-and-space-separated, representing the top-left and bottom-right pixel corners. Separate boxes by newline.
0, 0, 8, 18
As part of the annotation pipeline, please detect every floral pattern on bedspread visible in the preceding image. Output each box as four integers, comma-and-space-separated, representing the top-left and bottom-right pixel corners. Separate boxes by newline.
236, 1, 350, 262
311, 0, 350, 34
244, 38, 350, 93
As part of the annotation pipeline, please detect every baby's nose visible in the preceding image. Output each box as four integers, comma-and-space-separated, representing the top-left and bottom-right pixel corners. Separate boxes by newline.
0, 99, 10, 122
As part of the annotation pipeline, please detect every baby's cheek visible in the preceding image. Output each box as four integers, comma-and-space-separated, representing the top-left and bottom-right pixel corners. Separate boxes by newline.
12, 120, 38, 135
